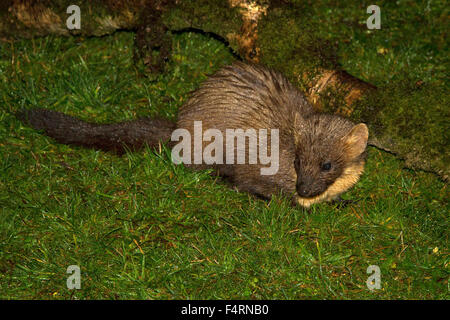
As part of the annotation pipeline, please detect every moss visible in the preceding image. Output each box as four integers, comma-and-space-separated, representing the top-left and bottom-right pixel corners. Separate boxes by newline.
379, 83, 448, 179
163, 0, 242, 40
257, 5, 336, 88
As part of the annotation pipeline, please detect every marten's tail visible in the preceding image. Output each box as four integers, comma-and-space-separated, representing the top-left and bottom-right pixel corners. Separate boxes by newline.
17, 108, 176, 154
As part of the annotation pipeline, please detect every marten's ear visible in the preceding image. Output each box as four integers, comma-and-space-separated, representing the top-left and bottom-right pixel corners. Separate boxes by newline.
343, 123, 369, 158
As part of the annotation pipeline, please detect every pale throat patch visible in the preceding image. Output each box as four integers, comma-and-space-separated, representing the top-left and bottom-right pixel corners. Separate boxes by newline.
295, 161, 365, 208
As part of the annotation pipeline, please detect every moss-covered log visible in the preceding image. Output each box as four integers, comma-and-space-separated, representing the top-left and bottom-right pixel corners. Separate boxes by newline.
1, 0, 447, 181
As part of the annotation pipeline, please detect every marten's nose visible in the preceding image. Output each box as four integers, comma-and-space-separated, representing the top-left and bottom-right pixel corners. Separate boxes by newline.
296, 181, 319, 198
297, 186, 312, 197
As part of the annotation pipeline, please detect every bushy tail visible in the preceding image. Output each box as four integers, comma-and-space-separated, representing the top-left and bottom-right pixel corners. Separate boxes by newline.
17, 108, 176, 154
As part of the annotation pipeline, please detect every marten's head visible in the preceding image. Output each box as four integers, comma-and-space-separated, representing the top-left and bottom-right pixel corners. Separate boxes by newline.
292, 113, 369, 207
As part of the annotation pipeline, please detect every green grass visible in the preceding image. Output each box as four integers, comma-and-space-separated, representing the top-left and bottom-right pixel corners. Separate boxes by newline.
0, 14, 448, 299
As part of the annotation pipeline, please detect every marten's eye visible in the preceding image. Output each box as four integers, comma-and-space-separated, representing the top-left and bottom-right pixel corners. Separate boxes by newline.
321, 162, 332, 171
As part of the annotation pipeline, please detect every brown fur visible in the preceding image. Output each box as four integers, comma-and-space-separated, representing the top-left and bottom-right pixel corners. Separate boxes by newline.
176, 62, 368, 205
17, 108, 175, 154
19, 62, 368, 207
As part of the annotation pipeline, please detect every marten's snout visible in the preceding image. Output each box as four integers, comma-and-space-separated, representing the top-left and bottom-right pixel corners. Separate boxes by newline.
296, 179, 322, 198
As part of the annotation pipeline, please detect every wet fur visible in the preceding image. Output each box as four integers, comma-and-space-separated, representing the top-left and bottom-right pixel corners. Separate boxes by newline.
17, 108, 175, 154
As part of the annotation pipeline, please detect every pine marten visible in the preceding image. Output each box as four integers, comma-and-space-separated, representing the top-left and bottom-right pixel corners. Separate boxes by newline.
18, 62, 368, 207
